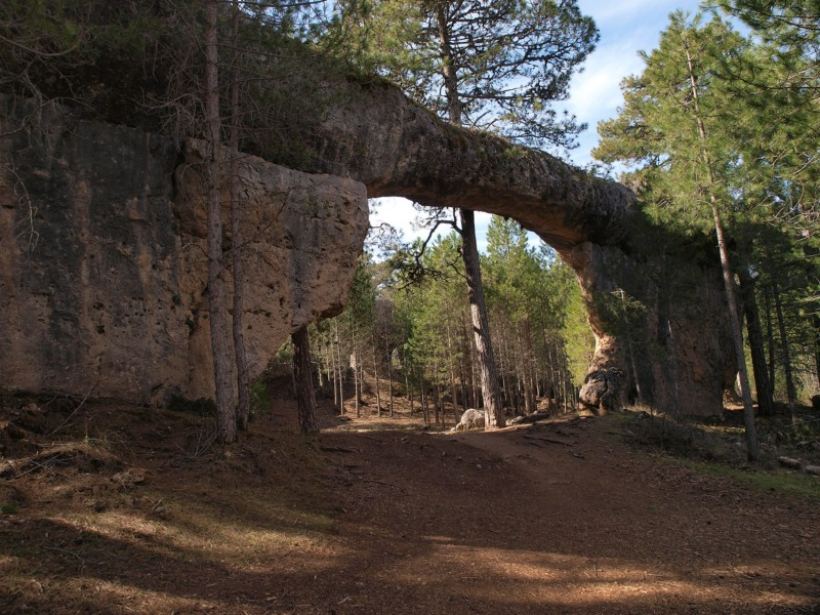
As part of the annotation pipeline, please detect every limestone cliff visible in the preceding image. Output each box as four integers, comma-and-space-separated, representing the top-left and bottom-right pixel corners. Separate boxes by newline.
0, 100, 368, 404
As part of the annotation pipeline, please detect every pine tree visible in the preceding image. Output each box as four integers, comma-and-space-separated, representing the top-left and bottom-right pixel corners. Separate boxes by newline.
204, 0, 238, 444
595, 14, 762, 459
333, 0, 597, 428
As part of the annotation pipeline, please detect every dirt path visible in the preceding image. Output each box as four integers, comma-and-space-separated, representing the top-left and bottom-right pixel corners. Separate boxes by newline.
1, 404, 819, 614
316, 415, 820, 614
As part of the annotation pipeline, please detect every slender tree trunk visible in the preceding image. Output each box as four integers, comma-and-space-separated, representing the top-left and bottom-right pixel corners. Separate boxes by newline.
372, 331, 381, 417
353, 355, 360, 418
386, 337, 394, 416
497, 334, 507, 406
562, 373, 568, 414
450, 372, 459, 420
458, 321, 467, 406
435, 7, 503, 429
205, 0, 236, 444
764, 288, 777, 399
813, 314, 820, 389
331, 339, 339, 412
229, 1, 250, 431
406, 369, 414, 414
387, 373, 393, 416
462, 213, 505, 427
435, 382, 442, 426
618, 292, 643, 406
317, 350, 325, 392
706, 146, 759, 460
500, 370, 510, 411
334, 320, 344, 414
421, 382, 429, 425
739, 270, 774, 416
548, 341, 558, 406
434, 4, 462, 126
445, 322, 459, 415
773, 280, 797, 422
524, 321, 536, 412
466, 318, 478, 407
292, 326, 318, 434
684, 41, 758, 460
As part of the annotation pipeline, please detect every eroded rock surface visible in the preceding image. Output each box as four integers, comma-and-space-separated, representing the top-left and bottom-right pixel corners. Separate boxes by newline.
0, 102, 367, 403
256, 71, 734, 416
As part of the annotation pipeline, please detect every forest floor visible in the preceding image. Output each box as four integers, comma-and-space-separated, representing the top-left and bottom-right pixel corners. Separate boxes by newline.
1, 391, 819, 614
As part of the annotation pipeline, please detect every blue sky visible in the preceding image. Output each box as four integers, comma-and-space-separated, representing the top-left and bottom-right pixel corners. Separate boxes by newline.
369, 0, 702, 252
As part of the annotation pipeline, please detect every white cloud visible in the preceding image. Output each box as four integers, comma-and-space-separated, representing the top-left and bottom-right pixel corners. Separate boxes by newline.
565, 43, 645, 123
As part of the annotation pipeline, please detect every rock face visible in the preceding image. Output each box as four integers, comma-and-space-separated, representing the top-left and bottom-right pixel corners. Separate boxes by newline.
565, 240, 734, 416
0, 101, 368, 404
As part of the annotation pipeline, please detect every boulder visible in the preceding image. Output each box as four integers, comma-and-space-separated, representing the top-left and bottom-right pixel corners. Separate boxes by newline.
451, 409, 486, 433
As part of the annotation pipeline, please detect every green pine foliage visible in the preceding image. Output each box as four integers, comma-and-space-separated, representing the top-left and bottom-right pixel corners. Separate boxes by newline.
325, 0, 598, 149
317, 218, 593, 413
595, 8, 819, 404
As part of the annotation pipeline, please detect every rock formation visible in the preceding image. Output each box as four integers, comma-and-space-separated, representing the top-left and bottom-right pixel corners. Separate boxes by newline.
1, 67, 734, 415
251, 75, 735, 416
0, 100, 368, 404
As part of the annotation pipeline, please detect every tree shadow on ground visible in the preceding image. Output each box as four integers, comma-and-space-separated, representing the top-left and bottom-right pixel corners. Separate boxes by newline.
1, 406, 819, 614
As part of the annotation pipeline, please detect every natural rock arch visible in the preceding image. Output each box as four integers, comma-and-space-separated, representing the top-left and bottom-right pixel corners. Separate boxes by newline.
253, 77, 735, 416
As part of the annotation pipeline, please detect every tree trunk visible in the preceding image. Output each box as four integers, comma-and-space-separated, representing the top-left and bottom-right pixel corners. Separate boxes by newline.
445, 322, 459, 416
421, 383, 429, 425
813, 314, 820, 389
434, 382, 441, 426
562, 372, 568, 414
317, 350, 325, 392
229, 0, 250, 431
292, 326, 318, 434
372, 333, 381, 417
386, 338, 394, 416
466, 318, 478, 407
524, 321, 536, 413
334, 320, 344, 413
764, 288, 777, 399
204, 0, 236, 444
406, 369, 414, 414
461, 209, 505, 427
684, 40, 758, 460
353, 355, 360, 418
435, 6, 503, 429
773, 280, 797, 422
331, 339, 339, 412
459, 325, 470, 407
739, 270, 774, 416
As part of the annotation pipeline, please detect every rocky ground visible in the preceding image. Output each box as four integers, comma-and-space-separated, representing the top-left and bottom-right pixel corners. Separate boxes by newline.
1, 393, 818, 614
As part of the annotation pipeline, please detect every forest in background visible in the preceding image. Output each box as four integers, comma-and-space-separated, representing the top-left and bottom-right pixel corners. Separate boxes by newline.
301, 216, 592, 425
